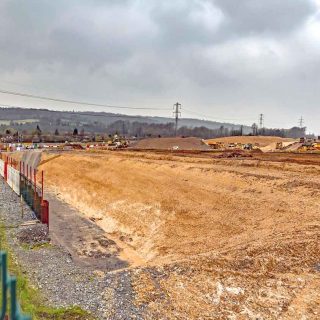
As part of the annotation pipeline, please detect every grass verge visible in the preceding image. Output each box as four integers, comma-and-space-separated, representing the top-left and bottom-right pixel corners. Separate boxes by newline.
0, 224, 95, 320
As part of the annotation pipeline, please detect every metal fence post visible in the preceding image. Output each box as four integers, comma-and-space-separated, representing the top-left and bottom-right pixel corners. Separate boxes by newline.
41, 171, 44, 204
0, 252, 8, 320
0, 252, 31, 320
10, 277, 17, 320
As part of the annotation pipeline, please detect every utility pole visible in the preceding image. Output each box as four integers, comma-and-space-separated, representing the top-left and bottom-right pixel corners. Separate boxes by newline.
299, 116, 306, 137
299, 116, 304, 128
259, 114, 264, 129
173, 102, 181, 136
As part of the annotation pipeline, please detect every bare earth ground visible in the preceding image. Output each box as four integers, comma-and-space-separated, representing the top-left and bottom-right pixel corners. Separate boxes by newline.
36, 150, 320, 319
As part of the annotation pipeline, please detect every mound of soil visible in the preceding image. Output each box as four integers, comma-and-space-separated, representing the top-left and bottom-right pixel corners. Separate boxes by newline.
17, 224, 49, 245
131, 137, 211, 150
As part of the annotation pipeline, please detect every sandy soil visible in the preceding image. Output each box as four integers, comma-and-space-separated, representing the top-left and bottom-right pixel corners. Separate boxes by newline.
36, 150, 320, 319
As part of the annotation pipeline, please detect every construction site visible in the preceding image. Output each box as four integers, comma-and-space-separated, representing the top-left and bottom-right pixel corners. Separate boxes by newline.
1, 1, 320, 318
0, 133, 319, 319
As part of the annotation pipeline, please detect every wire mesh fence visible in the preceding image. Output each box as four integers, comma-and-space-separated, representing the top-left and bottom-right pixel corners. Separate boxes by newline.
20, 175, 42, 221
0, 155, 49, 227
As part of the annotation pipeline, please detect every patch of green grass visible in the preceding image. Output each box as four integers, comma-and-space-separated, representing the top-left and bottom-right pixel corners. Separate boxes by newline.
34, 306, 92, 319
0, 225, 95, 320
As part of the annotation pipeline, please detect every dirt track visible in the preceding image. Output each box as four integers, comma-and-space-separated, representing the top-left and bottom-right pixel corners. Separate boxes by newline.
37, 150, 320, 319
46, 191, 128, 271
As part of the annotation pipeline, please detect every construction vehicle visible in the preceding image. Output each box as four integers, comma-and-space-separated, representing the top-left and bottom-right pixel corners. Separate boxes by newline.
207, 141, 224, 149
243, 143, 253, 150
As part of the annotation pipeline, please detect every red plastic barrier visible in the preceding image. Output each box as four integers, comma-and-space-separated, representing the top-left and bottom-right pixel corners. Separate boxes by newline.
41, 200, 49, 229
4, 162, 7, 181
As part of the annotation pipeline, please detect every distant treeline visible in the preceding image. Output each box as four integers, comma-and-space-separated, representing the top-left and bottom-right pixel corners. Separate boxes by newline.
0, 107, 250, 133
0, 119, 308, 141
106, 120, 307, 139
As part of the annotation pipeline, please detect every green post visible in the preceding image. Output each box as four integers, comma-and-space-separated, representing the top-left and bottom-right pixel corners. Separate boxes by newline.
10, 277, 17, 320
0, 252, 8, 320
0, 252, 31, 320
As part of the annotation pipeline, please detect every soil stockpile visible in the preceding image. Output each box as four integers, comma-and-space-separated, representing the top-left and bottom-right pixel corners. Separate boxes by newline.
130, 137, 211, 150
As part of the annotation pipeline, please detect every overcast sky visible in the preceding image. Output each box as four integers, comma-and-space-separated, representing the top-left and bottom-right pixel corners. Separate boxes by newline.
0, 0, 319, 133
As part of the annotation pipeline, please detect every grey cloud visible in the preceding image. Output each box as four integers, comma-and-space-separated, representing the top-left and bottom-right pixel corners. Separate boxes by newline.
0, 0, 319, 132
148, 1, 223, 45
214, 0, 316, 35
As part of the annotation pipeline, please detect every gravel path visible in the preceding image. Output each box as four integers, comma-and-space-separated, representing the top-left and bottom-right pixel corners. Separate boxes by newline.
0, 177, 146, 319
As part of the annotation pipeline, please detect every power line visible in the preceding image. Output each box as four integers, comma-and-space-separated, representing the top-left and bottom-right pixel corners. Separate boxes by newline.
0, 102, 255, 128
0, 88, 171, 111
0, 87, 261, 124
0, 100, 270, 129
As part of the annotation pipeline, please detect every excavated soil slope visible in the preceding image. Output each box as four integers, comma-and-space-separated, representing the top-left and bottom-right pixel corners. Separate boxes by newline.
38, 151, 320, 319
